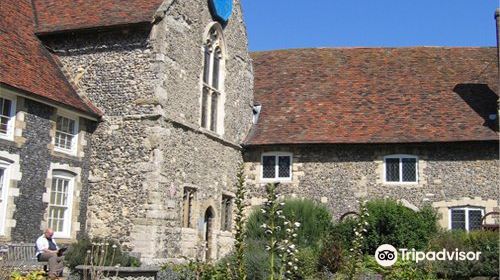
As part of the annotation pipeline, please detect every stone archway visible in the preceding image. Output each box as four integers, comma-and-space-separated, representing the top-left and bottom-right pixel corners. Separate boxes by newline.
204, 207, 215, 261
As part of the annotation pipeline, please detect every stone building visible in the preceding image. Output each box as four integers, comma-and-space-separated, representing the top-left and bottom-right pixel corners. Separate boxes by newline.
245, 47, 499, 231
1, 0, 253, 264
1, 0, 499, 266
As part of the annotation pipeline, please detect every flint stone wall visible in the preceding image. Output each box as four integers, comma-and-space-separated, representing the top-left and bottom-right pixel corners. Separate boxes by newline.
0, 96, 91, 243
44, 0, 253, 264
244, 142, 499, 221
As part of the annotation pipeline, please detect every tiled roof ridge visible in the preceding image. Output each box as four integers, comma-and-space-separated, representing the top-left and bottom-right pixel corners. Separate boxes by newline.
32, 0, 164, 34
251, 46, 497, 54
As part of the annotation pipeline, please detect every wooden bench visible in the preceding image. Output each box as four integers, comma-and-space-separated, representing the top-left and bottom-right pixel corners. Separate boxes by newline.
0, 243, 48, 271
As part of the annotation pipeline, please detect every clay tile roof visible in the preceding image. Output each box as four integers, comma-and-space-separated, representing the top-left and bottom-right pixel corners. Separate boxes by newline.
0, 0, 102, 117
246, 47, 499, 145
32, 0, 164, 34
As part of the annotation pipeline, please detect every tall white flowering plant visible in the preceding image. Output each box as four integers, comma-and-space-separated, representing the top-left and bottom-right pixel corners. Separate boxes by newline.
260, 183, 300, 280
342, 201, 369, 280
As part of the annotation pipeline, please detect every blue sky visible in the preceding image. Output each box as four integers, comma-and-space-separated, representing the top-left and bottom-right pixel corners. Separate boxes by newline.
241, 0, 499, 51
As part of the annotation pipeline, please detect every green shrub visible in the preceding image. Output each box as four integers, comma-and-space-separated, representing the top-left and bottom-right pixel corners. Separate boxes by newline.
244, 239, 270, 280
362, 199, 438, 253
64, 235, 140, 270
361, 255, 437, 280
246, 198, 334, 250
428, 230, 499, 279
329, 199, 438, 255
163, 260, 232, 280
296, 247, 321, 280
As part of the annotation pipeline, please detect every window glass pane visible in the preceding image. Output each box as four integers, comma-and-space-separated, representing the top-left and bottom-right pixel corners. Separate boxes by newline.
385, 158, 400, 182
203, 49, 210, 84
468, 210, 483, 231
201, 88, 209, 128
210, 92, 218, 131
68, 119, 75, 133
278, 156, 290, 178
0, 98, 11, 134
0, 117, 8, 134
2, 99, 11, 117
402, 158, 416, 182
451, 209, 466, 230
262, 156, 276, 178
0, 169, 4, 195
212, 48, 220, 89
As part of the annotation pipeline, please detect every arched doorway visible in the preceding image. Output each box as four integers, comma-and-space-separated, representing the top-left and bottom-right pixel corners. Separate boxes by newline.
204, 207, 215, 261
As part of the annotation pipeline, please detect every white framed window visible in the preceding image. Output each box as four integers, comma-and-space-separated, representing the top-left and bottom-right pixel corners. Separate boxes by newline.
200, 23, 225, 135
383, 155, 418, 183
449, 207, 484, 232
0, 160, 10, 236
0, 95, 16, 141
48, 170, 75, 238
54, 114, 78, 155
261, 152, 292, 182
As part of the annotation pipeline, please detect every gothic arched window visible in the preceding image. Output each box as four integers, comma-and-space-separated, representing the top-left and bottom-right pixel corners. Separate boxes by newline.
201, 24, 225, 134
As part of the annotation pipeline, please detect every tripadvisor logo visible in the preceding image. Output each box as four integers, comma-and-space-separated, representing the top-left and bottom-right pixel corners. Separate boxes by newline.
374, 244, 482, 267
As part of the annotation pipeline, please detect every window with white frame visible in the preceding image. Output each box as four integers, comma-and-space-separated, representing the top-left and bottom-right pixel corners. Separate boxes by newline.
450, 207, 484, 232
48, 171, 74, 237
384, 155, 418, 183
0, 161, 10, 236
201, 23, 225, 134
261, 152, 292, 182
54, 115, 78, 154
0, 96, 16, 140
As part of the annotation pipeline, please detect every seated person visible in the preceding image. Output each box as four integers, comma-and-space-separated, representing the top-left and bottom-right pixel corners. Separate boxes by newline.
35, 228, 64, 279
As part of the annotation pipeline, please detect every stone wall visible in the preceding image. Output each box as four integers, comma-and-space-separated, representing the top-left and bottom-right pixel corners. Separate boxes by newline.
0, 93, 92, 243
44, 0, 253, 264
244, 142, 499, 224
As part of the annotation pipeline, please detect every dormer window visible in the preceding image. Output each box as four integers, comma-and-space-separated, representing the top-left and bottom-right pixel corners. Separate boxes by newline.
201, 23, 225, 134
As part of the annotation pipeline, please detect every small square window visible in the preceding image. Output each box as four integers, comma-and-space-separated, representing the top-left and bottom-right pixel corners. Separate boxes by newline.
384, 155, 418, 183
261, 153, 292, 182
450, 207, 484, 232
